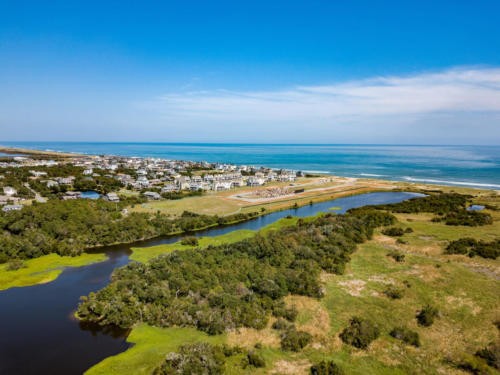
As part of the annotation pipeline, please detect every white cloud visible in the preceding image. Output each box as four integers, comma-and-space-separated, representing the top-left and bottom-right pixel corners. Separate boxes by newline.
152, 67, 500, 124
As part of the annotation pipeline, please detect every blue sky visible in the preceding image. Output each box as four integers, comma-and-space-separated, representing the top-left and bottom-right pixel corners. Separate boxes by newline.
1, 0, 500, 144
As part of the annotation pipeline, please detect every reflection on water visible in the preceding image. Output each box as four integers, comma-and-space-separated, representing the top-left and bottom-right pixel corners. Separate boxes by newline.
0, 191, 423, 375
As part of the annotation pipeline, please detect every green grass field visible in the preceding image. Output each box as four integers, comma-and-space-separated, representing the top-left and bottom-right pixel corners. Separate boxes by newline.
0, 253, 107, 291
85, 325, 227, 375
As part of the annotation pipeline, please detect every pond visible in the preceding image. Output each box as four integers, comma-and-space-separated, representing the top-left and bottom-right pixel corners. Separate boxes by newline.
81, 191, 100, 199
0, 191, 424, 375
467, 204, 485, 211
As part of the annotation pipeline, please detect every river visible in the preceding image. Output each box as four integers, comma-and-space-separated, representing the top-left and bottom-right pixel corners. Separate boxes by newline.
0, 191, 423, 375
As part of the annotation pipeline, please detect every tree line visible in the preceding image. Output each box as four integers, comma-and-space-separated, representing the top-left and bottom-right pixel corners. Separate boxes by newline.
0, 199, 259, 262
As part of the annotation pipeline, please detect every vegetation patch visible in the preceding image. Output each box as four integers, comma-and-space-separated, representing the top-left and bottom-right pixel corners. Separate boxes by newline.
381, 227, 405, 237
383, 285, 404, 299
445, 238, 500, 259
77, 211, 394, 335
310, 360, 345, 375
386, 249, 405, 262
0, 199, 258, 262
339, 317, 380, 349
85, 325, 225, 375
416, 305, 439, 327
389, 327, 420, 347
153, 342, 228, 375
0, 252, 107, 291
280, 326, 312, 352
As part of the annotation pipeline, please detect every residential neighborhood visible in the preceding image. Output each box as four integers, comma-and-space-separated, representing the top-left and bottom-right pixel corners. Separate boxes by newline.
0, 152, 302, 210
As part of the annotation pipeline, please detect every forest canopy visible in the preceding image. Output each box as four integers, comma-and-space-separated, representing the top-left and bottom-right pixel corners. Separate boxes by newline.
77, 210, 395, 336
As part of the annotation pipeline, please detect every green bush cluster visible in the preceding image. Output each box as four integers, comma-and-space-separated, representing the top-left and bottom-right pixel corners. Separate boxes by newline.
272, 318, 294, 331
153, 342, 228, 375
383, 285, 404, 299
434, 210, 493, 226
382, 227, 405, 236
416, 305, 439, 327
246, 350, 266, 368
357, 193, 493, 227
181, 236, 199, 246
310, 360, 345, 375
386, 249, 405, 262
446, 238, 500, 259
389, 326, 420, 347
280, 327, 312, 352
339, 316, 380, 349
376, 193, 470, 214
77, 211, 393, 336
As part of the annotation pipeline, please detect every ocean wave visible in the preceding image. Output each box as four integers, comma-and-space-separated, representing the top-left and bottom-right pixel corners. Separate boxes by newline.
403, 177, 500, 189
359, 173, 386, 177
304, 170, 331, 174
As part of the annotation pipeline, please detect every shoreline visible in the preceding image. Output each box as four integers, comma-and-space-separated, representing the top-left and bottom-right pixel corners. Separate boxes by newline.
0, 146, 87, 158
2, 145, 499, 191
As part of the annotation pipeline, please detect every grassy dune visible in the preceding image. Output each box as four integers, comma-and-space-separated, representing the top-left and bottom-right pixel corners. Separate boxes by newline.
0, 253, 107, 291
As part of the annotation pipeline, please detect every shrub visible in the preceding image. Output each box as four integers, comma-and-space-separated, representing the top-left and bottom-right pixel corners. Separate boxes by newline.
387, 250, 405, 262
6, 259, 26, 271
273, 304, 298, 322
153, 342, 226, 375
475, 347, 500, 369
384, 285, 404, 299
272, 318, 294, 331
390, 326, 420, 347
340, 317, 380, 349
281, 327, 312, 352
416, 305, 439, 327
382, 227, 405, 236
181, 236, 199, 246
405, 227, 414, 233
247, 350, 266, 368
446, 238, 500, 260
310, 360, 345, 375
475, 335, 500, 370
443, 210, 493, 226
457, 353, 493, 375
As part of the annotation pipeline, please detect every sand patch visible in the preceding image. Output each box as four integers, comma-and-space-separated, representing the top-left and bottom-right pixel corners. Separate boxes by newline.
374, 235, 396, 244
404, 264, 441, 281
338, 279, 366, 296
368, 275, 396, 285
271, 359, 311, 375
419, 236, 434, 241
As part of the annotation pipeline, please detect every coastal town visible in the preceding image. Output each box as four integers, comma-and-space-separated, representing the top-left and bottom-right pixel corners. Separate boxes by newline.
0, 150, 306, 212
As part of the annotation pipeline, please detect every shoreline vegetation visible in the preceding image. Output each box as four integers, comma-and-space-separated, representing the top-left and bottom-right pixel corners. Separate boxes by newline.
0, 252, 107, 290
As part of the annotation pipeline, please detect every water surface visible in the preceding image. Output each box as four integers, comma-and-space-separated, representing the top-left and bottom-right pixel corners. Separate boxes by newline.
3, 142, 499, 189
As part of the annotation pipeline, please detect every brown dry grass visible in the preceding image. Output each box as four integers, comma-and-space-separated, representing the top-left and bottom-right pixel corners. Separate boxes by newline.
226, 319, 281, 349
270, 359, 312, 375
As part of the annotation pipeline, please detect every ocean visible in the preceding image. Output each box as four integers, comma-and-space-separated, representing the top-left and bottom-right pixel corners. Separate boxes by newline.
2, 142, 500, 189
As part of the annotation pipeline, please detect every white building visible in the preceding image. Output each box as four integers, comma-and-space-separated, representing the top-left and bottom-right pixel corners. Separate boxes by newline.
144, 191, 161, 200
2, 204, 23, 212
104, 192, 120, 202
3, 186, 17, 196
